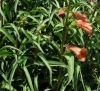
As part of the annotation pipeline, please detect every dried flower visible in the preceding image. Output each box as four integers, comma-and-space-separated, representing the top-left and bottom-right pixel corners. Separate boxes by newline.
67, 45, 87, 62
58, 8, 65, 18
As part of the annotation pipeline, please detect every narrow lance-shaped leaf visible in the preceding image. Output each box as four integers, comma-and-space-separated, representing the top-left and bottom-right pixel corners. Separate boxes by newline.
73, 61, 81, 91
23, 66, 34, 91
0, 7, 7, 21
0, 28, 16, 45
14, 0, 19, 13
21, 28, 44, 54
0, 45, 22, 53
8, 63, 18, 91
34, 75, 39, 91
61, 54, 74, 91
38, 52, 52, 86
34, 61, 67, 68
10, 23, 20, 41
65, 54, 74, 85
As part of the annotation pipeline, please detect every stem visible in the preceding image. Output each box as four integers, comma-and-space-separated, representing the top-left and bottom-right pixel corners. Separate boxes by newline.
60, 0, 72, 55
55, 1, 72, 91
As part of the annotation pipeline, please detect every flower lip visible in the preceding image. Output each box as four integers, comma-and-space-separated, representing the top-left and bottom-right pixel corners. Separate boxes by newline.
67, 46, 87, 62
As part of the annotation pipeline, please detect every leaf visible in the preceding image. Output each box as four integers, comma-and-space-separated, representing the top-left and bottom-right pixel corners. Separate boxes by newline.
61, 54, 74, 91
0, 51, 12, 56
64, 54, 74, 85
14, 0, 19, 13
34, 75, 39, 91
34, 61, 67, 68
0, 70, 8, 82
53, 0, 60, 8
10, 23, 20, 41
21, 28, 44, 54
23, 66, 34, 91
80, 71, 86, 91
38, 52, 52, 86
1, 82, 17, 91
27, 15, 39, 23
0, 7, 7, 21
73, 61, 81, 91
0, 28, 16, 45
0, 45, 22, 53
48, 40, 60, 55
8, 62, 18, 91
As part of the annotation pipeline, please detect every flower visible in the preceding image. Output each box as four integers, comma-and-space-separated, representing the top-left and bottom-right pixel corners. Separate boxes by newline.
76, 20, 93, 35
58, 8, 65, 18
73, 12, 88, 22
67, 45, 87, 62
73, 12, 93, 35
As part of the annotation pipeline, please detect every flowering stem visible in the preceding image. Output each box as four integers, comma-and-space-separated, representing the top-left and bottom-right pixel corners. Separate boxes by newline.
55, 1, 72, 91
60, 1, 72, 55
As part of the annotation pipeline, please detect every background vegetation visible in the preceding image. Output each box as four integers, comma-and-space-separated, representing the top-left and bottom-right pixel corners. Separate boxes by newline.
0, 0, 100, 91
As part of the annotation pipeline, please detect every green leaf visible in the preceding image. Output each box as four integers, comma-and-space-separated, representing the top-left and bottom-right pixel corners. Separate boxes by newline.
0, 7, 7, 21
8, 62, 18, 91
48, 40, 60, 55
27, 15, 39, 23
34, 61, 67, 68
53, 0, 60, 8
38, 52, 52, 86
21, 28, 44, 54
61, 54, 74, 91
10, 23, 20, 41
1, 82, 17, 91
65, 54, 74, 84
34, 75, 39, 91
0, 45, 22, 53
73, 61, 81, 91
14, 0, 19, 13
0, 51, 12, 56
0, 28, 16, 45
23, 66, 34, 91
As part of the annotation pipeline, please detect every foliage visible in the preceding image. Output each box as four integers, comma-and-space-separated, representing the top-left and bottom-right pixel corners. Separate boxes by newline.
0, 0, 100, 91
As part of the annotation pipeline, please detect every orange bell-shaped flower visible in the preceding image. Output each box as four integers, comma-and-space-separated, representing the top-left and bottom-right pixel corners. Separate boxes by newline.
67, 45, 88, 62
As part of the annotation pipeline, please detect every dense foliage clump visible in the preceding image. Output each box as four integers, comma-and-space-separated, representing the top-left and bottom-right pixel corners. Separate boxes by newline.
0, 0, 100, 91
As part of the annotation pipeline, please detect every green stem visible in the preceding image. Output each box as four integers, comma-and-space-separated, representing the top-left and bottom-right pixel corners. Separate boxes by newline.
60, 0, 72, 55
55, 1, 72, 91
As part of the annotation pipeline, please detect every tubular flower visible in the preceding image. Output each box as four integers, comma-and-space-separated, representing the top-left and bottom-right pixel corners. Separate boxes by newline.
67, 46, 88, 62
73, 12, 93, 35
58, 8, 65, 18
73, 12, 88, 22
76, 20, 93, 35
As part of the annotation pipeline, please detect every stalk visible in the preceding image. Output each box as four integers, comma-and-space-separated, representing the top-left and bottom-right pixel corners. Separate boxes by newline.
55, 1, 72, 91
